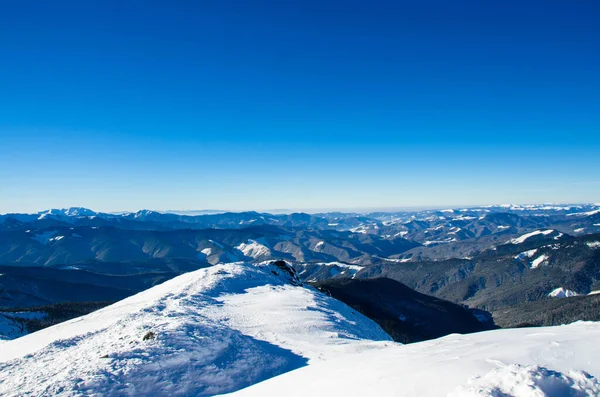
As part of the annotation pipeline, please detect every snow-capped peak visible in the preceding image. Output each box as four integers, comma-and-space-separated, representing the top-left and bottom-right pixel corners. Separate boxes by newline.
62, 207, 97, 216
37, 207, 97, 220
510, 229, 555, 244
133, 209, 157, 219
548, 287, 579, 298
236, 239, 271, 259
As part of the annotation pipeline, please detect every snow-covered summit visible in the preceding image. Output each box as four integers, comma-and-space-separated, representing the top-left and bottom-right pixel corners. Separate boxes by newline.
61, 207, 97, 217
37, 207, 97, 219
0, 261, 391, 397
130, 209, 158, 219
548, 287, 579, 298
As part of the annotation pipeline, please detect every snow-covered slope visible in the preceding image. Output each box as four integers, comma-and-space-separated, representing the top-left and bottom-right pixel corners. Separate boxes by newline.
0, 261, 391, 397
4, 259, 600, 397
235, 239, 271, 259
228, 321, 600, 397
510, 229, 555, 244
530, 254, 548, 269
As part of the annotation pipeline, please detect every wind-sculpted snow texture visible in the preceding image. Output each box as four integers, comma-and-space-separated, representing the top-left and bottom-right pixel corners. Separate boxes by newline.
450, 364, 600, 396
228, 322, 600, 397
0, 262, 391, 396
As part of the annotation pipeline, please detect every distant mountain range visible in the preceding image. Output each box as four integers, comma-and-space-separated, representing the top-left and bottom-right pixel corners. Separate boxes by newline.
1, 203, 598, 269
3, 203, 599, 233
1, 203, 599, 338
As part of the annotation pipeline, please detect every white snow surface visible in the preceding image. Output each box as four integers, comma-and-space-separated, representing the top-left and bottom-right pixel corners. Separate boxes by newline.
228, 322, 600, 397
308, 261, 364, 272
510, 230, 555, 244
554, 232, 564, 240
586, 241, 600, 249
581, 209, 600, 216
530, 254, 549, 269
548, 287, 579, 298
514, 249, 538, 260
377, 256, 412, 263
235, 239, 271, 258
423, 239, 456, 246
0, 262, 390, 397
295, 262, 365, 280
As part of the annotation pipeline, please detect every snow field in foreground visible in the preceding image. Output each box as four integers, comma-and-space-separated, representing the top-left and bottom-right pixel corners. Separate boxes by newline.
227, 322, 600, 397
0, 262, 391, 396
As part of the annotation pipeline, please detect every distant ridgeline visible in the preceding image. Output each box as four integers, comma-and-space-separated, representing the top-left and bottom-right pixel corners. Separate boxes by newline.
0, 204, 599, 339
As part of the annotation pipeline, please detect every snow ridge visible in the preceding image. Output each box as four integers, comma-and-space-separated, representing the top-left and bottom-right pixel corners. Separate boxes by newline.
510, 230, 555, 244
0, 261, 390, 397
548, 287, 579, 298
450, 364, 600, 397
235, 239, 271, 259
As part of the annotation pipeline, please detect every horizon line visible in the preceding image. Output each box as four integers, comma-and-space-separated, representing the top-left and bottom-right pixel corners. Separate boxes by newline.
3, 202, 599, 216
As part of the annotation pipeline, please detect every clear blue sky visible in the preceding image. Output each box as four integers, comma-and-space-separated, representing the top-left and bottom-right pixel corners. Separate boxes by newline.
1, 1, 599, 213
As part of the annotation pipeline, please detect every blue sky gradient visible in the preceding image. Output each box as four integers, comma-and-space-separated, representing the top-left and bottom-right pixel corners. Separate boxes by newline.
1, 1, 599, 212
